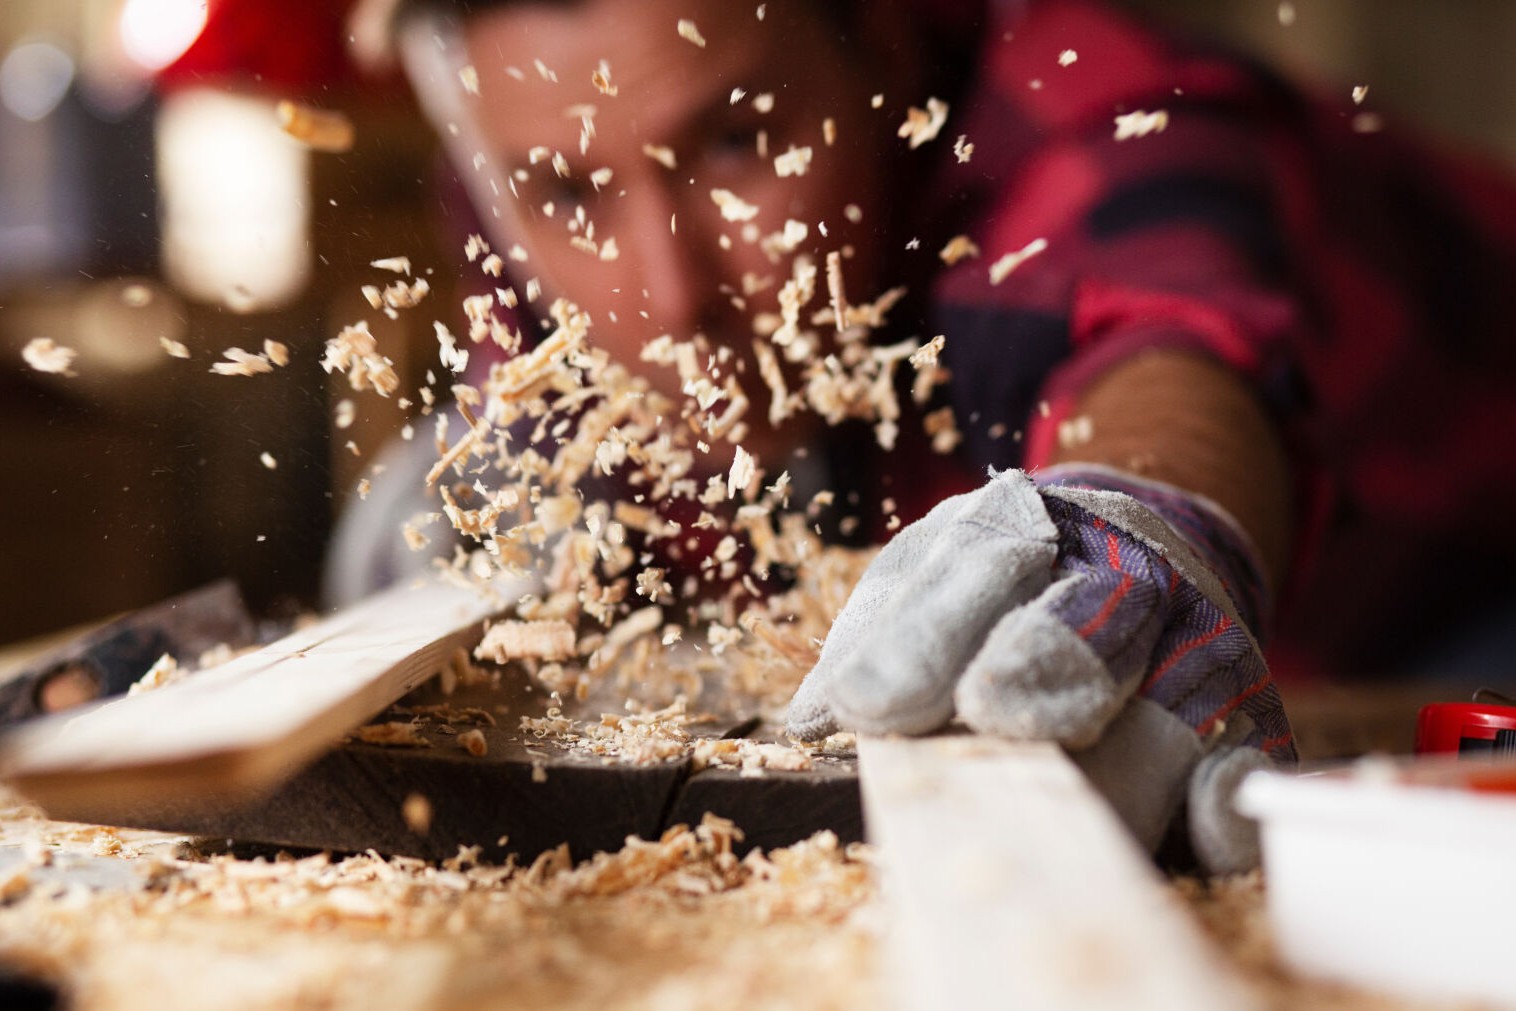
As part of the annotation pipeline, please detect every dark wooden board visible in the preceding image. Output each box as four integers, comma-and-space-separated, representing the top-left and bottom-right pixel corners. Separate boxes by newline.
49, 676, 863, 864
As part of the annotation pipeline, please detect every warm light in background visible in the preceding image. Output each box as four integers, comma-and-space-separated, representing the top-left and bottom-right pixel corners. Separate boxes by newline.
0, 40, 76, 122
158, 88, 311, 311
119, 0, 208, 72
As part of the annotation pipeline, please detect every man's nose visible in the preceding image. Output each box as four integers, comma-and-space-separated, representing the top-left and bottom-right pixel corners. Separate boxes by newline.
621, 178, 717, 337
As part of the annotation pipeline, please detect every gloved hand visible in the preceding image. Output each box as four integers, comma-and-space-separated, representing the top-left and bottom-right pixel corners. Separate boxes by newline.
785, 466, 1295, 873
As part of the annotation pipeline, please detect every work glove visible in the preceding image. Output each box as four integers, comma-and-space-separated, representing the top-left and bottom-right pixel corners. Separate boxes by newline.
785, 466, 1295, 874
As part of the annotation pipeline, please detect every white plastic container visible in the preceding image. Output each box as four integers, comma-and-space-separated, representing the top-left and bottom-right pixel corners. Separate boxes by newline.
1238, 758, 1516, 1008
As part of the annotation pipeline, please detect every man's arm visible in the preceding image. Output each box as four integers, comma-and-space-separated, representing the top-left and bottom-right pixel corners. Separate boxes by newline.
1046, 349, 1293, 594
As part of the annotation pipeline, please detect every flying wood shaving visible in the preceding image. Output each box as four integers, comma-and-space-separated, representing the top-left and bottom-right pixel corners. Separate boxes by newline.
458, 65, 480, 95
676, 18, 706, 47
953, 134, 974, 162
22, 337, 76, 375
728, 445, 756, 499
264, 340, 289, 367
773, 145, 812, 178
897, 97, 948, 148
710, 188, 760, 222
211, 347, 273, 376
924, 406, 962, 454
643, 144, 678, 169
322, 322, 399, 395
909, 334, 945, 369
370, 256, 413, 275
1113, 109, 1169, 140
592, 60, 618, 96
825, 251, 848, 335
940, 234, 979, 265
159, 337, 190, 359
988, 237, 1048, 284
276, 100, 354, 152
425, 418, 490, 486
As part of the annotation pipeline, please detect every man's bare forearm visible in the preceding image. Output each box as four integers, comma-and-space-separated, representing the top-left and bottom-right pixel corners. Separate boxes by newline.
1047, 350, 1293, 593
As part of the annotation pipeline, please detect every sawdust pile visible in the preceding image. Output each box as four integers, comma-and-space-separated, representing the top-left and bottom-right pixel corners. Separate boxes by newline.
0, 796, 1458, 1011
0, 798, 880, 1011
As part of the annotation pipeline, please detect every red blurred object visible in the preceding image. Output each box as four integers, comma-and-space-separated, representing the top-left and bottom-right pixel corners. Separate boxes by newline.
158, 0, 362, 91
1415, 702, 1516, 756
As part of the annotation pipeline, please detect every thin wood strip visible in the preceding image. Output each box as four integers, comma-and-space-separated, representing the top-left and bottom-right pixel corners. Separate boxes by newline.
0, 578, 507, 814
858, 734, 1259, 1011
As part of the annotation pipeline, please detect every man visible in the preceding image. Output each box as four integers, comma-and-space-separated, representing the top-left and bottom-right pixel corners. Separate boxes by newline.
344, 0, 1516, 869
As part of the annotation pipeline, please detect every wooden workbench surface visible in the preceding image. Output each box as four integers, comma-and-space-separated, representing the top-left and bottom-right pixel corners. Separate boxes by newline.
0, 788, 1467, 1011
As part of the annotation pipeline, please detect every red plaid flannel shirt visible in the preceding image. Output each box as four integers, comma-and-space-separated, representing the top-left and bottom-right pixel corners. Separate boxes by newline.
894, 0, 1516, 680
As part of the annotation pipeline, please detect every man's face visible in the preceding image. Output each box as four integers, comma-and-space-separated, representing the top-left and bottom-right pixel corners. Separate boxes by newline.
453, 0, 891, 406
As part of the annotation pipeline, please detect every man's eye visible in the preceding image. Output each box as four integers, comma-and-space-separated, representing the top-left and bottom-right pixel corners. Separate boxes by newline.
548, 177, 592, 207
705, 127, 758, 161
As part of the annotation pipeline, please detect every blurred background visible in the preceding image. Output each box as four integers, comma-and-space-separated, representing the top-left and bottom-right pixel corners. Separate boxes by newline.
2, 0, 1515, 644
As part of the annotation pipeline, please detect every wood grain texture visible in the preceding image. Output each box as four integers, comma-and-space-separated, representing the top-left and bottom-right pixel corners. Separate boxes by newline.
858, 734, 1260, 1011
0, 578, 505, 817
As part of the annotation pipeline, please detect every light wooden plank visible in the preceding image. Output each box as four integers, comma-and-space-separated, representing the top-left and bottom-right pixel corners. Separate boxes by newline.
858, 734, 1259, 1011
0, 577, 505, 817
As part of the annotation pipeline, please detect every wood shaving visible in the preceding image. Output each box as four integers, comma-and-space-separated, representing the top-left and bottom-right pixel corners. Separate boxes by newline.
370, 257, 413, 275
676, 18, 706, 47
264, 340, 289, 367
275, 100, 355, 153
458, 65, 480, 95
1058, 48, 1078, 66
353, 722, 430, 747
159, 336, 191, 359
988, 237, 1048, 285
457, 729, 488, 757
953, 134, 974, 163
475, 620, 577, 663
753, 93, 775, 114
589, 61, 618, 98
322, 322, 399, 396
22, 337, 76, 376
1113, 109, 1169, 141
940, 234, 980, 265
924, 406, 962, 454
773, 145, 813, 178
908, 334, 945, 369
211, 348, 273, 377
710, 188, 760, 222
896, 97, 948, 148
127, 654, 185, 695
401, 792, 432, 833
642, 144, 677, 170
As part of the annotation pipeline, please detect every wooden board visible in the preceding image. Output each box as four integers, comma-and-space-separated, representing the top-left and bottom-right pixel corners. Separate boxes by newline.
858, 734, 1260, 1011
16, 698, 864, 864
0, 578, 504, 819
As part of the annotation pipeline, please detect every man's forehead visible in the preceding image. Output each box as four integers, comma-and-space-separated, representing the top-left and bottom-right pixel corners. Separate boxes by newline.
462, 0, 780, 148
